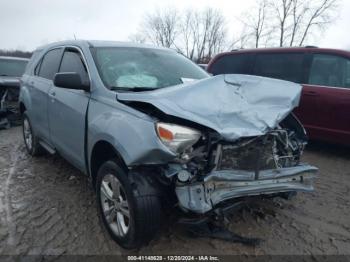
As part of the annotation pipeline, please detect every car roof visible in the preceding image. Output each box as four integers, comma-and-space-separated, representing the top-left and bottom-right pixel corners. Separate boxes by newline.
0, 56, 29, 61
35, 40, 173, 52
213, 47, 350, 56
207, 47, 350, 70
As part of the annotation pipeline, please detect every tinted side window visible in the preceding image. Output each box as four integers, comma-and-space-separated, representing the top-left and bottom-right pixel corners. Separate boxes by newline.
254, 53, 304, 83
308, 54, 350, 88
38, 48, 63, 80
209, 54, 254, 75
59, 49, 88, 82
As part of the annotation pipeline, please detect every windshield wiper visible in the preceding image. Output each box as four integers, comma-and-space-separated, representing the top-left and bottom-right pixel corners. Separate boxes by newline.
110, 86, 158, 92
0, 74, 9, 76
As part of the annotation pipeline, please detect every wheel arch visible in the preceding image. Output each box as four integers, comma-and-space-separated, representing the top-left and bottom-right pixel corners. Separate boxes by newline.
90, 140, 128, 188
18, 83, 32, 115
19, 102, 26, 115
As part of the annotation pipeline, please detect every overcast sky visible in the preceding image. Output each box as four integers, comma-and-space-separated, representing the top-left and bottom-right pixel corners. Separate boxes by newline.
1, 0, 349, 51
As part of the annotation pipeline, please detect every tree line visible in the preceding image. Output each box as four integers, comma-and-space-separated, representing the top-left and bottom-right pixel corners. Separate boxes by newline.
0, 50, 32, 58
130, 0, 339, 63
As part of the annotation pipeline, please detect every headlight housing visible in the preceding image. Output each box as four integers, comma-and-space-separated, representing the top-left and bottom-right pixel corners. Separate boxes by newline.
156, 122, 201, 154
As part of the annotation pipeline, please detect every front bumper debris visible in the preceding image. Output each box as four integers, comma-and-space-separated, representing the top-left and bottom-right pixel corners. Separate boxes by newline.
175, 164, 317, 214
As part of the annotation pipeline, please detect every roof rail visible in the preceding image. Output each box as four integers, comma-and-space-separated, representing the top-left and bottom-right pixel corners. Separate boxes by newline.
230, 48, 246, 52
305, 45, 318, 48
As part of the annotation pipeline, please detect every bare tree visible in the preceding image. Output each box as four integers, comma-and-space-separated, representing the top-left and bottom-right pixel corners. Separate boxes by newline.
131, 1, 339, 59
239, 0, 340, 48
270, 0, 339, 46
204, 8, 227, 59
195, 8, 227, 62
179, 9, 200, 60
178, 8, 227, 62
241, 0, 271, 48
141, 8, 180, 48
272, 0, 293, 47
229, 21, 253, 50
137, 7, 227, 62
289, 0, 306, 46
297, 0, 339, 46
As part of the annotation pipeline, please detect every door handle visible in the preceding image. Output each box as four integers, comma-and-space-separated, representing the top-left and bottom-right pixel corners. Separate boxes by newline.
49, 91, 56, 102
304, 91, 318, 97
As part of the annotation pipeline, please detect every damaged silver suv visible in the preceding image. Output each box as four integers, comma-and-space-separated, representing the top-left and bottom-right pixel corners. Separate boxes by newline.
19, 40, 317, 249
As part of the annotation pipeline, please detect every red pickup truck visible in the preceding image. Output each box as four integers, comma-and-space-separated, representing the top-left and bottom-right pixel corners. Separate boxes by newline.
207, 47, 350, 146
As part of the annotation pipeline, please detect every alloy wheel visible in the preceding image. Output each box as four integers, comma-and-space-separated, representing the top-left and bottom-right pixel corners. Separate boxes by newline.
100, 174, 130, 237
23, 118, 33, 151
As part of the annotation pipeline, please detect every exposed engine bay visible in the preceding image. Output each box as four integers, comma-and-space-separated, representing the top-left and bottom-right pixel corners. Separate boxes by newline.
175, 114, 306, 174
214, 128, 303, 171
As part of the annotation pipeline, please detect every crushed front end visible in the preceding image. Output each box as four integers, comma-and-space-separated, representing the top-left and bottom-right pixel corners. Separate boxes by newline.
172, 114, 317, 214
117, 74, 318, 214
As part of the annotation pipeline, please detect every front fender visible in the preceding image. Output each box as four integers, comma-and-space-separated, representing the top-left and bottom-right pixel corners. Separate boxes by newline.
87, 99, 176, 167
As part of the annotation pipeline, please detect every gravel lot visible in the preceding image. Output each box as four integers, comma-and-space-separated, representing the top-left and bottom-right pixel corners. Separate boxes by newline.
0, 126, 350, 256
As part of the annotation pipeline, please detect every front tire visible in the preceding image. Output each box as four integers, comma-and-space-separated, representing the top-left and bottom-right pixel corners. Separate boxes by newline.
96, 160, 161, 249
22, 112, 43, 156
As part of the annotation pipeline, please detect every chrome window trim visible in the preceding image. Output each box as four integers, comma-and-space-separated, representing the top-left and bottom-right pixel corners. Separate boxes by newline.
59, 45, 92, 86
302, 83, 350, 91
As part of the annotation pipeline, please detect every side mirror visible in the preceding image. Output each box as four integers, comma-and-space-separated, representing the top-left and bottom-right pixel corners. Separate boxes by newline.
53, 72, 90, 91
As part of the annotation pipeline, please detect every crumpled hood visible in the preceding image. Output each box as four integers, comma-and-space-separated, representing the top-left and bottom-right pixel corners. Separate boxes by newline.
117, 74, 302, 141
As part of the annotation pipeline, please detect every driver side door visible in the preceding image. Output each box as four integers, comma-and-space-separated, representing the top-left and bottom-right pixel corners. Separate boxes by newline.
48, 47, 90, 172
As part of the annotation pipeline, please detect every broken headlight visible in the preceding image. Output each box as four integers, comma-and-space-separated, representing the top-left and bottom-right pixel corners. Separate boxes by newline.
156, 122, 201, 154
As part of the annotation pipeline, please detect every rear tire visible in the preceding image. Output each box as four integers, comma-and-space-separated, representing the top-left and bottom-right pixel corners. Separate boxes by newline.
96, 160, 161, 249
22, 112, 44, 156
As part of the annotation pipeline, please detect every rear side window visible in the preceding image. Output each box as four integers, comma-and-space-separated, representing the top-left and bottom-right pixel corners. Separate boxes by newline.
308, 54, 350, 88
209, 54, 254, 75
59, 49, 88, 82
254, 53, 304, 83
38, 48, 63, 80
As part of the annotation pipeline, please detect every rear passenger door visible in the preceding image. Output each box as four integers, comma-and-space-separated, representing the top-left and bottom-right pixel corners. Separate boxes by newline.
30, 48, 63, 144
305, 53, 350, 144
48, 47, 90, 172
